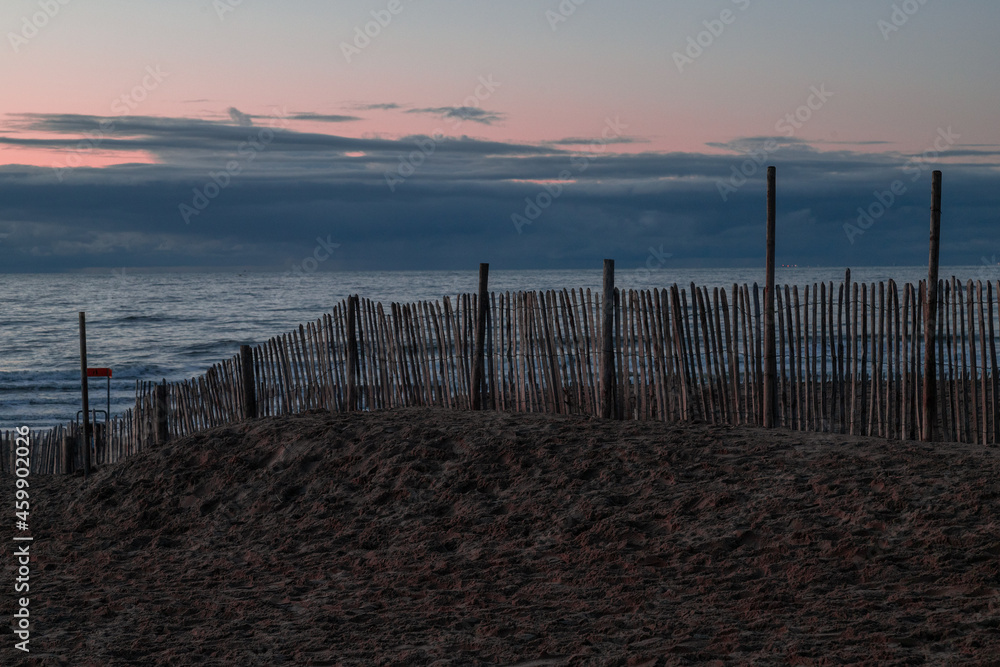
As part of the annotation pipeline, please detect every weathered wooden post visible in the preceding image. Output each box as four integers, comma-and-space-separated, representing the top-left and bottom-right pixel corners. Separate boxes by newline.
62, 432, 73, 474
154, 380, 169, 444
763, 167, 778, 428
346, 295, 359, 411
601, 259, 617, 419
240, 344, 257, 420
471, 263, 490, 410
922, 171, 942, 442
78, 312, 91, 477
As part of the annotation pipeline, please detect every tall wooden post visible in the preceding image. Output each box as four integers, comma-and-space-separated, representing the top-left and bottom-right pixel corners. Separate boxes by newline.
471, 263, 490, 410
78, 312, 91, 477
601, 259, 617, 419
346, 295, 359, 411
154, 380, 169, 444
922, 171, 942, 441
240, 344, 257, 420
763, 167, 777, 428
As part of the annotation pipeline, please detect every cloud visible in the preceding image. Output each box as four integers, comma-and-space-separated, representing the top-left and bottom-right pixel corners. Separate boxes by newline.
352, 103, 402, 111
550, 136, 649, 146
290, 113, 363, 123
705, 136, 818, 154
227, 107, 253, 127
816, 140, 893, 146
406, 106, 505, 125
0, 114, 554, 164
936, 149, 1000, 159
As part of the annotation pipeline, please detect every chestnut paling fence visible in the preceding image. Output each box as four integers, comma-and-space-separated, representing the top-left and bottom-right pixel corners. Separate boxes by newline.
5, 273, 1000, 475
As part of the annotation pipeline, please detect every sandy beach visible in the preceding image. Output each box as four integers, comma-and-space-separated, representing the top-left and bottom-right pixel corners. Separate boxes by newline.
4, 407, 1000, 665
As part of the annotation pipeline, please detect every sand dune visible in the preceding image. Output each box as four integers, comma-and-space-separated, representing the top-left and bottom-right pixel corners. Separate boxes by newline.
4, 408, 1000, 665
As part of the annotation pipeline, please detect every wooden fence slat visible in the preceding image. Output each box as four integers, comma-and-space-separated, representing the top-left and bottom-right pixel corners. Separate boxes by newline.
951, 278, 962, 442
820, 282, 828, 431
967, 280, 980, 444
739, 285, 753, 425
986, 280, 1000, 444
777, 286, 787, 428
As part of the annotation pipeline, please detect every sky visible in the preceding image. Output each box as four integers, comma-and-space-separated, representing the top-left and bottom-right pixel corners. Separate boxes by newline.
0, 0, 998, 273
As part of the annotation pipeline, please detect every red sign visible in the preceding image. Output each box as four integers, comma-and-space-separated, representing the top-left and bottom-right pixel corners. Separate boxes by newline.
87, 368, 112, 378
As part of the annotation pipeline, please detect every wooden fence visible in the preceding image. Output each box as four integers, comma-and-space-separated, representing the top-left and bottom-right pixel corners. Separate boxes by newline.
5, 272, 1000, 475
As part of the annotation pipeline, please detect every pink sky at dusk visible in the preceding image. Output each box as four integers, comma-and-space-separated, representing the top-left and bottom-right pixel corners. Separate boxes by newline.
4, 0, 997, 171
1, 0, 998, 272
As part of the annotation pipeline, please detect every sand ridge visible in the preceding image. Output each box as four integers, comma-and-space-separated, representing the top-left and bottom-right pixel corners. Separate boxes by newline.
3, 407, 1000, 665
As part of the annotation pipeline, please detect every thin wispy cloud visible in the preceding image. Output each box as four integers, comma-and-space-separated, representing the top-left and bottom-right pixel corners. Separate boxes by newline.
352, 103, 402, 111
290, 113, 363, 123
550, 136, 649, 146
406, 106, 505, 125
817, 140, 894, 146
706, 137, 818, 153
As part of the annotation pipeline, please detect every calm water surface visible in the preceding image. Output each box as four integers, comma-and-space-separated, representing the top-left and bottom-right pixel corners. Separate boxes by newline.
1, 266, 990, 428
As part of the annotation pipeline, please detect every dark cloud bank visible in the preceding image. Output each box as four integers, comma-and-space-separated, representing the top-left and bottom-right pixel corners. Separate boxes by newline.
1, 113, 997, 273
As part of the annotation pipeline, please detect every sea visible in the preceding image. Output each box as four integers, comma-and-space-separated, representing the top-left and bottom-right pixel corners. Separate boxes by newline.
1, 266, 992, 430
